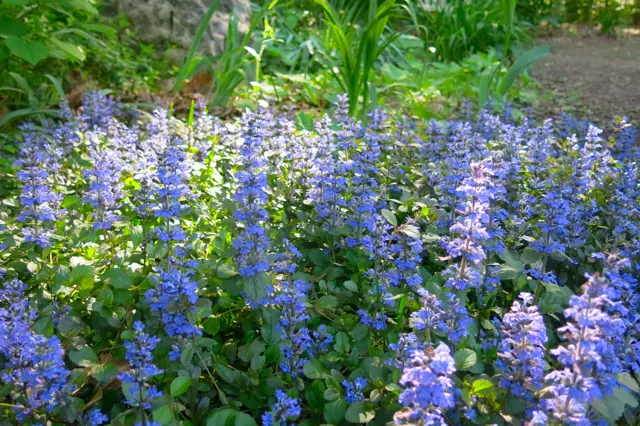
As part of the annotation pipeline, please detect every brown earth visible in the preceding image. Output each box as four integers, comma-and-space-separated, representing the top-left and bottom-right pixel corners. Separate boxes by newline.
531, 29, 640, 126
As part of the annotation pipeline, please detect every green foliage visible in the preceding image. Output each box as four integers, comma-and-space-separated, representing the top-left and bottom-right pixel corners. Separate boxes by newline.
84, 15, 173, 94
173, 2, 280, 107
403, 0, 531, 63
315, 0, 399, 118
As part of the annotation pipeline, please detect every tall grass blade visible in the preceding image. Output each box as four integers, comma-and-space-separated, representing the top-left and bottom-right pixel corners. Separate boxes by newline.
497, 45, 550, 96
173, 0, 222, 92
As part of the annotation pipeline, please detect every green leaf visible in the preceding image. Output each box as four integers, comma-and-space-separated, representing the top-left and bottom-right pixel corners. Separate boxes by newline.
306, 380, 326, 411
206, 409, 237, 426
172, 0, 223, 92
0, 16, 27, 36
334, 332, 351, 354
243, 272, 269, 303
70, 265, 95, 292
5, 37, 49, 65
261, 308, 281, 344
295, 111, 314, 131
238, 339, 265, 363
48, 38, 86, 62
304, 359, 329, 379
381, 209, 397, 226
152, 404, 173, 425
617, 372, 640, 393
250, 354, 265, 371
102, 268, 132, 289
471, 379, 493, 395
170, 376, 192, 397
324, 387, 341, 401
0, 107, 58, 128
504, 396, 527, 415
454, 349, 477, 371
316, 295, 338, 309
203, 317, 221, 335
234, 412, 258, 426
79, 23, 117, 39
498, 45, 551, 96
69, 345, 98, 367
309, 248, 330, 267
498, 249, 524, 271
499, 264, 521, 280
345, 402, 375, 424
324, 399, 347, 425
591, 393, 626, 422
62, 0, 99, 14
217, 262, 238, 278
613, 387, 638, 408
521, 247, 542, 264
33, 316, 54, 337
343, 280, 358, 292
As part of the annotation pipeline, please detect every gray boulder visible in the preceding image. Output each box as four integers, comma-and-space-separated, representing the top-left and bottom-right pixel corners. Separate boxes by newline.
113, 0, 251, 56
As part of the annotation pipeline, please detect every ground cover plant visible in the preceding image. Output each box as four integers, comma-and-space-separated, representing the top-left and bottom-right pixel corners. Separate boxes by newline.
0, 91, 639, 426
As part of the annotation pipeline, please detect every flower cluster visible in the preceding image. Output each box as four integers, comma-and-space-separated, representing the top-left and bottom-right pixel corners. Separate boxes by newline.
14, 124, 64, 247
261, 389, 301, 426
84, 146, 125, 230
539, 273, 626, 424
343, 377, 367, 403
394, 343, 457, 425
118, 321, 163, 410
145, 267, 201, 358
2, 92, 640, 426
496, 293, 548, 400
232, 107, 272, 288
0, 279, 72, 420
440, 161, 499, 291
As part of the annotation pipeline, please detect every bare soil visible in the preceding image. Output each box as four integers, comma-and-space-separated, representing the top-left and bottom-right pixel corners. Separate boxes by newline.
531, 29, 640, 125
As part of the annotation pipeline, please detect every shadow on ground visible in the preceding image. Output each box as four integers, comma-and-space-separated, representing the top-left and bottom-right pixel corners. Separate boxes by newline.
532, 29, 640, 126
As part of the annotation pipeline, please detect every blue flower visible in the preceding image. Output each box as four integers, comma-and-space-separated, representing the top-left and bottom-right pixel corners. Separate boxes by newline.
497, 293, 547, 399
15, 124, 65, 248
118, 321, 163, 410
261, 389, 301, 426
540, 273, 626, 424
0, 279, 72, 419
84, 147, 124, 230
232, 107, 272, 302
343, 378, 367, 403
145, 267, 201, 358
394, 343, 456, 425
82, 409, 108, 425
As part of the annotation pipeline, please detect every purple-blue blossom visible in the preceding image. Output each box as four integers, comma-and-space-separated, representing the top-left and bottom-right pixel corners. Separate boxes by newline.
261, 389, 301, 426
394, 343, 457, 425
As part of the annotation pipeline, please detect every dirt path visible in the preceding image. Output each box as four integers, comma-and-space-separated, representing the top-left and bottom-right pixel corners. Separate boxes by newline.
531, 32, 640, 126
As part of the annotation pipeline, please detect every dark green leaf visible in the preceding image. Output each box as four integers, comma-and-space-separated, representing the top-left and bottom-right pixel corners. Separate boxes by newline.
454, 349, 477, 371
324, 399, 347, 424
306, 380, 326, 411
381, 209, 397, 227
102, 268, 132, 289
345, 402, 375, 424
0, 16, 27, 36
316, 295, 338, 309
5, 37, 49, 65
203, 317, 221, 335
243, 272, 269, 303
170, 376, 192, 397
69, 346, 98, 367
217, 262, 238, 278
304, 359, 329, 379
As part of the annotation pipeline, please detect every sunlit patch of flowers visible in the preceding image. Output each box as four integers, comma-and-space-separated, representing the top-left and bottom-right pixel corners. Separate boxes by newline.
0, 92, 638, 426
